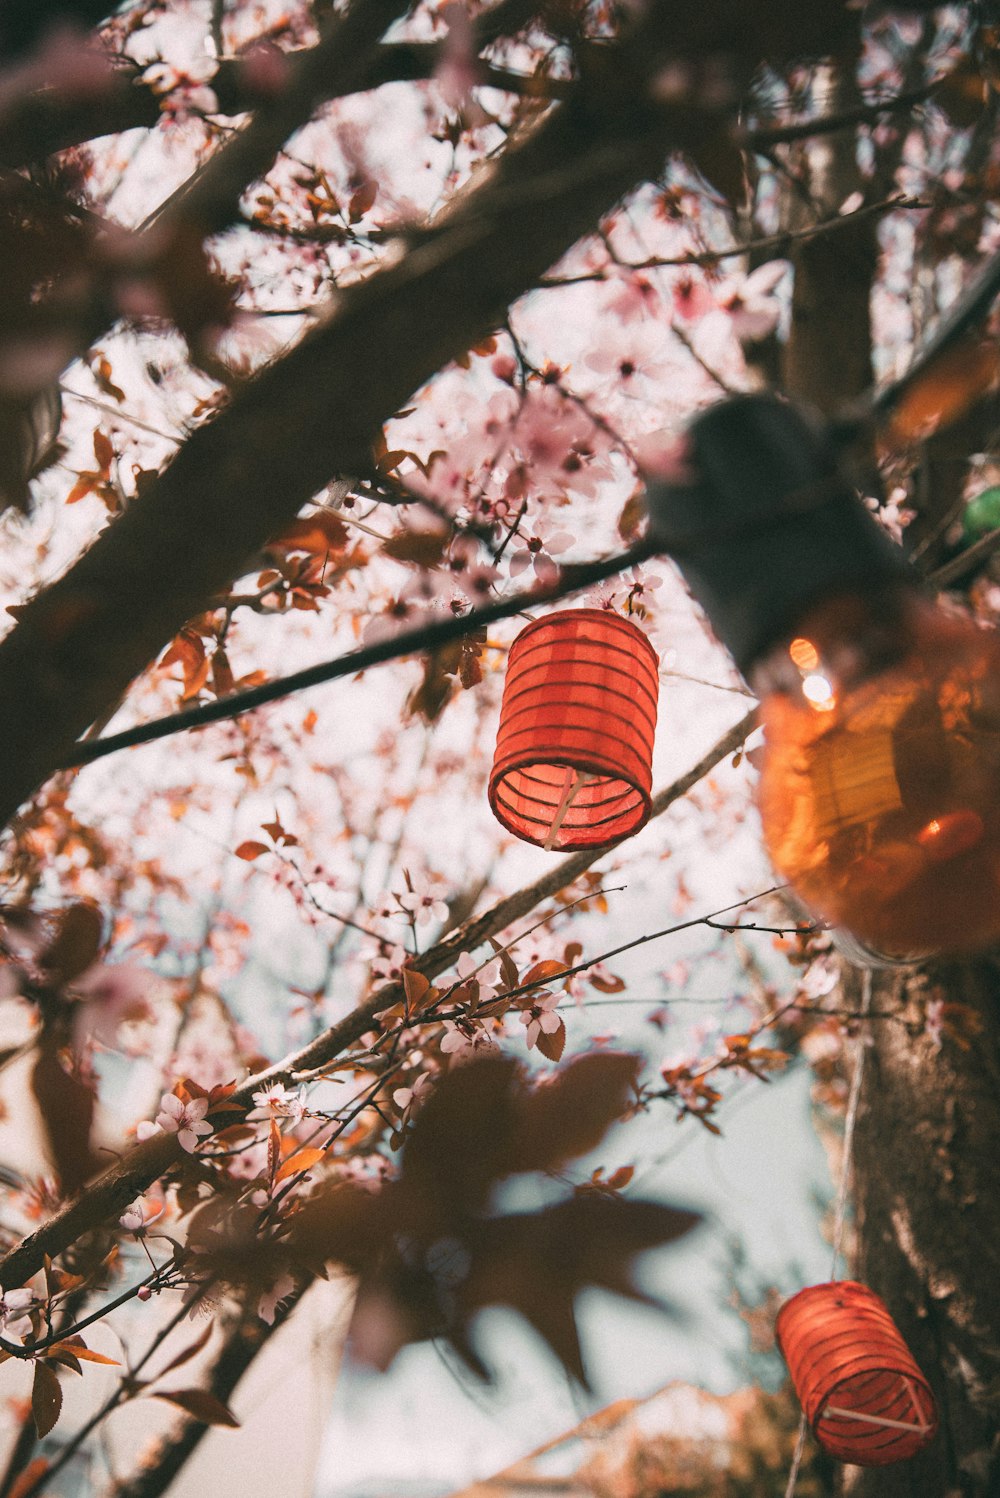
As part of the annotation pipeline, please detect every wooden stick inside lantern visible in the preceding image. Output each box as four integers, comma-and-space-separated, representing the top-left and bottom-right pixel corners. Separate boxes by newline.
543, 769, 592, 851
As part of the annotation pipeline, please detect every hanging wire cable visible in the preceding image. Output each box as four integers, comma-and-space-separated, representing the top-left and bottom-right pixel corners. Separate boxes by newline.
831, 967, 873, 1278
783, 966, 874, 1498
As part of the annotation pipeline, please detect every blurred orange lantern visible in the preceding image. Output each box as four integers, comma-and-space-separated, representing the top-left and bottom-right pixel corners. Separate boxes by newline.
776, 1281, 938, 1466
489, 609, 659, 851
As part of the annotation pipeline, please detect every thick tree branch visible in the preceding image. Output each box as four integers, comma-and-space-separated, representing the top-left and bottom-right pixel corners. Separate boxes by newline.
131, 0, 415, 239
0, 6, 720, 828
0, 47, 572, 171
0, 0, 861, 829
0, 709, 754, 1289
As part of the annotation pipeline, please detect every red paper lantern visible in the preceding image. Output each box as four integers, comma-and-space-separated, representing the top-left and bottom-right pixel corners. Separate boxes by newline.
776, 1281, 938, 1466
489, 609, 659, 851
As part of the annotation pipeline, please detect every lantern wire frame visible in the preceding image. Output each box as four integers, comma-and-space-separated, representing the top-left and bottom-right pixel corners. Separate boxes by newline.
488, 609, 660, 852
777, 1280, 938, 1466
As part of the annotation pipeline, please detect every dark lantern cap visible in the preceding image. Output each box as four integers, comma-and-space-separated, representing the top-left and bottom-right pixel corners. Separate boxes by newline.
644, 394, 917, 677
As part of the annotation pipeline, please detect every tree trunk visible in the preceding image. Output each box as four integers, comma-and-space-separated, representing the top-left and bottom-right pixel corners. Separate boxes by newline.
776, 30, 1000, 1495
845, 960, 1000, 1496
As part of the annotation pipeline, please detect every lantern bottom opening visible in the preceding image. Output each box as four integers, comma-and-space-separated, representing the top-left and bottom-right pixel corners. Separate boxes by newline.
489, 758, 652, 851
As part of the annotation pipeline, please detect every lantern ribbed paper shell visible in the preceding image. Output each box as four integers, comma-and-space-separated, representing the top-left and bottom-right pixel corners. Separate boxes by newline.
776, 1281, 938, 1466
489, 609, 659, 851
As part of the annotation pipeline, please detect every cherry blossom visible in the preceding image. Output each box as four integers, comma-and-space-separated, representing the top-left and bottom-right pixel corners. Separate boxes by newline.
584, 323, 675, 397
119, 1199, 147, 1234
72, 961, 156, 1052
455, 951, 503, 1002
397, 874, 449, 928
440, 1019, 496, 1057
508, 526, 574, 585
138, 1093, 213, 1154
258, 1270, 296, 1326
141, 61, 219, 120
0, 1287, 34, 1342
671, 274, 714, 322
370, 944, 410, 984
519, 992, 562, 1049
690, 261, 791, 365
392, 1073, 434, 1119
247, 1082, 306, 1124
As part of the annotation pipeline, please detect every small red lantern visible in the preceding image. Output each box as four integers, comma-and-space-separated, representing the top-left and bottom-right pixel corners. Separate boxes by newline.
776, 1281, 938, 1466
489, 609, 659, 851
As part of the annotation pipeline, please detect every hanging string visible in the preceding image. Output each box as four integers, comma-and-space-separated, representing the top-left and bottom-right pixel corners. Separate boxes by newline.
783, 966, 874, 1498
830, 967, 873, 1278
783, 1418, 808, 1498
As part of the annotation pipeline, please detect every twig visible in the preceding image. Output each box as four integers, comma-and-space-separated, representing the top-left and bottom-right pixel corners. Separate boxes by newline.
56, 539, 657, 770
0, 710, 754, 1289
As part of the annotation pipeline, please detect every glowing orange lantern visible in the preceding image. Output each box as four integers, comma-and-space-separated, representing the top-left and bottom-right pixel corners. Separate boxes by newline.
776, 1281, 938, 1466
489, 609, 659, 851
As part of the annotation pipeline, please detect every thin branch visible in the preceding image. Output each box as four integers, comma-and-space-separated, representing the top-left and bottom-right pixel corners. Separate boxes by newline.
743, 82, 937, 150
0, 708, 754, 1290
56, 540, 656, 770
839, 239, 1000, 436
539, 194, 920, 282
140, 0, 414, 240
0, 1, 554, 172
427, 886, 801, 1023
929, 525, 1000, 589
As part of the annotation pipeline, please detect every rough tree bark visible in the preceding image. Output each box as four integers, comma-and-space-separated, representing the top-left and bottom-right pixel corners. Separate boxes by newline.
780, 33, 1000, 1498
849, 961, 1000, 1497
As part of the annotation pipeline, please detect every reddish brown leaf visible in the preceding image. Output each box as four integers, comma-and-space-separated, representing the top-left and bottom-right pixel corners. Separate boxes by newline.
348, 181, 378, 221
934, 59, 987, 126
282, 1180, 388, 1274
535, 1016, 566, 1062
234, 841, 269, 861
66, 474, 99, 505
887, 336, 1000, 444
275, 1146, 326, 1182
211, 647, 234, 697
41, 903, 103, 983
9, 1460, 48, 1498
93, 430, 114, 472
150, 1321, 213, 1379
32, 1036, 97, 1195
400, 1054, 522, 1228
152, 1389, 240, 1427
402, 969, 432, 1009
489, 939, 519, 991
179, 652, 211, 702
376, 449, 410, 475
521, 959, 566, 986
269, 511, 349, 556
45, 1338, 119, 1367
510, 1053, 640, 1173
91, 353, 126, 403
382, 530, 449, 567
267, 1117, 281, 1186
590, 971, 625, 994
406, 652, 457, 724
459, 1195, 700, 1384
32, 1361, 63, 1438
617, 489, 646, 541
